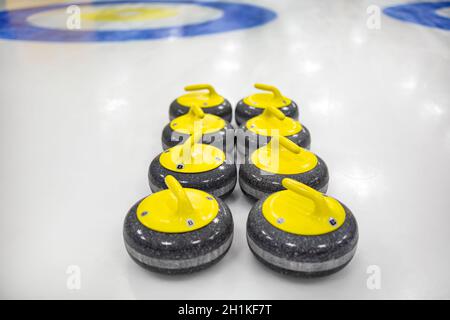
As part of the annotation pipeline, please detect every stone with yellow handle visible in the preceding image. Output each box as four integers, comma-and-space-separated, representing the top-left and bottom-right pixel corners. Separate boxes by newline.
169, 84, 233, 122
236, 102, 311, 158
235, 83, 299, 126
162, 104, 235, 153
246, 178, 358, 277
239, 135, 329, 200
150, 133, 237, 198
123, 175, 234, 274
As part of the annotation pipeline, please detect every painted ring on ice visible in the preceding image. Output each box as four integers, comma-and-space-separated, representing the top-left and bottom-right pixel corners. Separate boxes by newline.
384, 1, 450, 30
0, 0, 277, 42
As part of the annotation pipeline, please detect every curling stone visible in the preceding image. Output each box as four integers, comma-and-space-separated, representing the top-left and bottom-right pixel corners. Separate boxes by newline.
124, 175, 234, 274
239, 135, 329, 200
169, 84, 232, 122
235, 84, 299, 126
236, 105, 310, 158
162, 104, 234, 153
149, 133, 237, 198
246, 178, 358, 277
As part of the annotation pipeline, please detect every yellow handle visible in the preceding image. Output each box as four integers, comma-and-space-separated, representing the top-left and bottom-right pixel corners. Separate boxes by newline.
189, 104, 205, 119
254, 83, 283, 100
190, 128, 202, 145
278, 136, 301, 154
165, 175, 194, 215
185, 84, 219, 99
178, 130, 202, 160
263, 105, 286, 120
282, 178, 328, 215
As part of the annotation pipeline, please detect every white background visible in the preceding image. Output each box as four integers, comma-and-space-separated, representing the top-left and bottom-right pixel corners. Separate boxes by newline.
0, 0, 449, 299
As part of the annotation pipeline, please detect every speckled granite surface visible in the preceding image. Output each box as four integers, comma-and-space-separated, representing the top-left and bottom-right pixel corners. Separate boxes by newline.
161, 122, 235, 152
246, 197, 358, 277
148, 153, 237, 198
123, 196, 234, 274
239, 155, 329, 200
169, 99, 233, 122
234, 100, 299, 126
236, 124, 311, 158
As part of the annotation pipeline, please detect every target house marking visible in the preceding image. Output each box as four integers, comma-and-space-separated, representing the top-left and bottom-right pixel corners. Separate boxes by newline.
0, 0, 277, 42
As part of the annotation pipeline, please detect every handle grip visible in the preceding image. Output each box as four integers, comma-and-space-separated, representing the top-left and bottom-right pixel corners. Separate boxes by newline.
264, 105, 286, 120
254, 83, 283, 100
184, 84, 219, 98
189, 105, 205, 118
165, 175, 194, 215
282, 178, 328, 215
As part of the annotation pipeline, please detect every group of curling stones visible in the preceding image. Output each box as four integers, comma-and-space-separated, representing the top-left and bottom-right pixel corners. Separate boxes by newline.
123, 83, 359, 277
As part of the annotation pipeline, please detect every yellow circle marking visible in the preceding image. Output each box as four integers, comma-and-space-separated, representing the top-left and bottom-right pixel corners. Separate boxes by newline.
160, 143, 225, 173
243, 83, 291, 109
263, 179, 345, 236
178, 84, 225, 108
81, 7, 178, 22
246, 105, 301, 137
252, 136, 317, 174
137, 176, 219, 233
171, 105, 226, 134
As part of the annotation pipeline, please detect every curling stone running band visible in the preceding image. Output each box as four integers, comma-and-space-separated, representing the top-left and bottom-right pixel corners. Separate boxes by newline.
124, 175, 234, 274
235, 84, 299, 126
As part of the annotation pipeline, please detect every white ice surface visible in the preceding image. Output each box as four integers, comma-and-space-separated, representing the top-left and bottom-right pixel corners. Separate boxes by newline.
0, 0, 449, 299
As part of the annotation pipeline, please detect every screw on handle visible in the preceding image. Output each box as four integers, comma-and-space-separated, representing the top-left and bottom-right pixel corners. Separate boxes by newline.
184, 84, 220, 99
165, 175, 194, 215
189, 104, 205, 119
254, 83, 283, 100
281, 178, 328, 216
262, 105, 286, 121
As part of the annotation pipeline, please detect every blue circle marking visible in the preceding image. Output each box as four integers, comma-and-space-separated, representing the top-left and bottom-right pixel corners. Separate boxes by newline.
384, 1, 450, 30
0, 0, 277, 42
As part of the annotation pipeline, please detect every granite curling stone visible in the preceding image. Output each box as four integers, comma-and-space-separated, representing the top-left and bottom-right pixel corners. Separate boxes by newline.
246, 178, 358, 277
169, 84, 233, 122
239, 135, 329, 201
124, 175, 234, 274
235, 83, 299, 126
149, 134, 237, 198
237, 105, 310, 158
162, 104, 234, 153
